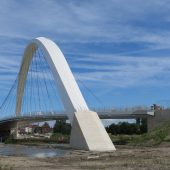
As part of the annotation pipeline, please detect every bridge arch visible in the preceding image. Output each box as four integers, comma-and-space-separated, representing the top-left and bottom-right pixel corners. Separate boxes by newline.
16, 37, 115, 151
16, 37, 89, 123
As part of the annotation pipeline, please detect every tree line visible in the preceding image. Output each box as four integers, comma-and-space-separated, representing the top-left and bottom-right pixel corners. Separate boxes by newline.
106, 118, 147, 135
53, 118, 147, 135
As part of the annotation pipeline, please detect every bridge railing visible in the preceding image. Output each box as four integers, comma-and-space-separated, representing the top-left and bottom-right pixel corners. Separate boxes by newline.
0, 106, 152, 122
92, 106, 150, 113
0, 111, 66, 121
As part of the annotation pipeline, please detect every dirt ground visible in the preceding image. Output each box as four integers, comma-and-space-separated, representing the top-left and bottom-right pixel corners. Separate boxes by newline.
0, 145, 170, 170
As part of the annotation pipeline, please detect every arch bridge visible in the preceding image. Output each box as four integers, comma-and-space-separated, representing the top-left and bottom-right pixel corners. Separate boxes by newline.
0, 37, 154, 151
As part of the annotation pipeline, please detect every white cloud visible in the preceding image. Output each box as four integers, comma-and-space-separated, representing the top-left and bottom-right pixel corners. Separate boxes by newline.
0, 0, 168, 46
72, 54, 170, 88
0, 0, 170, 106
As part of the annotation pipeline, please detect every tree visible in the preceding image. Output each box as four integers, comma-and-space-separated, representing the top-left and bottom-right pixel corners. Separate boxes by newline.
53, 120, 71, 135
106, 120, 148, 135
140, 118, 147, 133
34, 126, 42, 134
106, 122, 139, 135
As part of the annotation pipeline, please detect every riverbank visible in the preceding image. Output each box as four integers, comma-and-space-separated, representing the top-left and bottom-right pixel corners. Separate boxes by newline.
0, 144, 170, 170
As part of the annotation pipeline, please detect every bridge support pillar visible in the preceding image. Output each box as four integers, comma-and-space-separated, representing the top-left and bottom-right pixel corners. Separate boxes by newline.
10, 123, 20, 139
15, 123, 20, 139
70, 111, 116, 151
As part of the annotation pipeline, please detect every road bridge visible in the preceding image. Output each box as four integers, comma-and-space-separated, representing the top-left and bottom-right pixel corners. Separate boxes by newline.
0, 109, 154, 132
0, 37, 156, 151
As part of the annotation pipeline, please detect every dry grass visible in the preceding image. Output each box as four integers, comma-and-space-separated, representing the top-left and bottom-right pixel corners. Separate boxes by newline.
0, 146, 170, 170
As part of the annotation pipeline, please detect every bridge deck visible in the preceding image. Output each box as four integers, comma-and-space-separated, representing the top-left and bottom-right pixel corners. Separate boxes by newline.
0, 110, 154, 124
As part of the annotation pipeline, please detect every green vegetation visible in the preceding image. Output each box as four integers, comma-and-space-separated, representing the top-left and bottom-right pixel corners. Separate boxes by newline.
106, 118, 147, 135
5, 120, 71, 144
109, 134, 139, 145
108, 120, 170, 146
5, 133, 69, 145
53, 120, 71, 135
51, 133, 70, 143
130, 121, 170, 146
106, 120, 170, 146
5, 119, 170, 147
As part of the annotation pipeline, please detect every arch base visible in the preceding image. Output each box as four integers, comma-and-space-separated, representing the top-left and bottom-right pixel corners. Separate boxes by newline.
70, 111, 116, 151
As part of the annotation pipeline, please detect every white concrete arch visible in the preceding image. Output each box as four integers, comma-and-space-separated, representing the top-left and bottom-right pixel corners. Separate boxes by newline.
16, 37, 115, 151
16, 37, 89, 123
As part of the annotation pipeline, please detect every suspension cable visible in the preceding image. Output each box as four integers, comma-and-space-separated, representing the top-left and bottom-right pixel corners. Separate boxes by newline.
77, 79, 105, 108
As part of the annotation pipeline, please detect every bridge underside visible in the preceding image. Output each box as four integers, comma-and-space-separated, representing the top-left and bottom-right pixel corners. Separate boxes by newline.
0, 109, 151, 129
0, 115, 68, 140
0, 110, 152, 141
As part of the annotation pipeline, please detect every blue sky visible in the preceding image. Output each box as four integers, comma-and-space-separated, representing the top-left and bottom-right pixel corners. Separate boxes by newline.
1, 0, 170, 109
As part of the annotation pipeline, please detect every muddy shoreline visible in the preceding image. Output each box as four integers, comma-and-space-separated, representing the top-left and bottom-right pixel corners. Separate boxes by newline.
0, 144, 170, 169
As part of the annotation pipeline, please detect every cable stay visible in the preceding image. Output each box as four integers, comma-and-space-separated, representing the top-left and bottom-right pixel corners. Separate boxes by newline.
77, 79, 106, 111
0, 46, 66, 119
0, 45, 106, 119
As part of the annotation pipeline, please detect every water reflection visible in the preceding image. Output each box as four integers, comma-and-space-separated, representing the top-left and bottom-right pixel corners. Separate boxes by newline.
0, 144, 68, 158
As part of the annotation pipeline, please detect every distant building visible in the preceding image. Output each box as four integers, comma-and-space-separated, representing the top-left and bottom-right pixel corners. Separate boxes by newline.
42, 122, 52, 133
25, 125, 33, 133
151, 104, 163, 111
19, 127, 26, 134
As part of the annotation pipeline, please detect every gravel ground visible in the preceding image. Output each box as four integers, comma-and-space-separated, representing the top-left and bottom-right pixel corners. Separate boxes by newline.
0, 145, 170, 170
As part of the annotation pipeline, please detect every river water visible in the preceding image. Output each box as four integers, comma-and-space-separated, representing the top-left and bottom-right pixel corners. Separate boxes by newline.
0, 144, 69, 158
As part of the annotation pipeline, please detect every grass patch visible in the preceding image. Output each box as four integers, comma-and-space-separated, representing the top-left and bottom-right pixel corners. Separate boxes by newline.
5, 133, 70, 145
109, 134, 139, 145
109, 120, 170, 146
129, 121, 170, 146
0, 165, 12, 170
